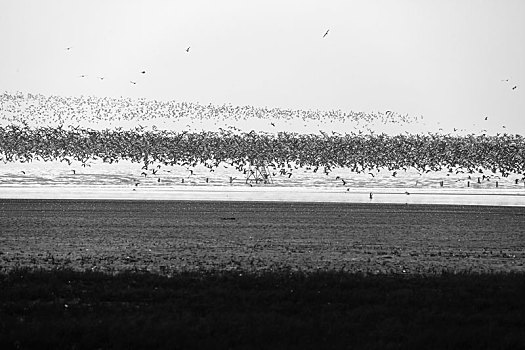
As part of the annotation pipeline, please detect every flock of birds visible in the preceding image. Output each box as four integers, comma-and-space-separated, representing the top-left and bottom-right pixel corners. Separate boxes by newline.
0, 92, 419, 132
1, 117, 524, 192
0, 28, 522, 193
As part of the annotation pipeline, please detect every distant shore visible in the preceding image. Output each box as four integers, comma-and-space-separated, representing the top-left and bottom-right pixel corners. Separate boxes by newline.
1, 184, 524, 206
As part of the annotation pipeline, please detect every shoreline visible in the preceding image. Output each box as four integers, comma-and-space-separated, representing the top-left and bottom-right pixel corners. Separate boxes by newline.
1, 184, 524, 206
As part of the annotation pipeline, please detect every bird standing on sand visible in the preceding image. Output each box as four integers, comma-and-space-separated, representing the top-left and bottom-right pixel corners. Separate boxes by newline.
369, 192, 373, 200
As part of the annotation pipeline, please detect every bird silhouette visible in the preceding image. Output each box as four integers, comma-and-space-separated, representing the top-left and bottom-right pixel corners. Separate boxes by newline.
512, 85, 517, 90
130, 81, 137, 85
186, 47, 191, 52
323, 29, 329, 38
140, 71, 146, 74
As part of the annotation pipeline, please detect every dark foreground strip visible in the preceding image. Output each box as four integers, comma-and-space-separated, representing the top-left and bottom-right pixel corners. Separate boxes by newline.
1, 269, 524, 349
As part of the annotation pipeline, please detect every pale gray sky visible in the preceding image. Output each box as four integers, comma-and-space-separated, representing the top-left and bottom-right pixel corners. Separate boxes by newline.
1, 0, 524, 132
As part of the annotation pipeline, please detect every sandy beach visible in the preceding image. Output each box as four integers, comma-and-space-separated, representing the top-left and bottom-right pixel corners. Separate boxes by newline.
2, 199, 524, 274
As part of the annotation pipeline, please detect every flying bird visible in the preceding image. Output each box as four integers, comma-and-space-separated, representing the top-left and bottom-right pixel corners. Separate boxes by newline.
323, 29, 329, 38
186, 47, 191, 52
140, 71, 146, 74
130, 81, 137, 85
512, 85, 517, 90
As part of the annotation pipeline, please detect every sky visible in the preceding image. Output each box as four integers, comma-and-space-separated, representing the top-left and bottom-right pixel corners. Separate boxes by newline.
1, 0, 524, 133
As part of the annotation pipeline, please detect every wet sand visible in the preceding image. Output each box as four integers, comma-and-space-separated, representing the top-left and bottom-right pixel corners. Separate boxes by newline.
1, 199, 524, 274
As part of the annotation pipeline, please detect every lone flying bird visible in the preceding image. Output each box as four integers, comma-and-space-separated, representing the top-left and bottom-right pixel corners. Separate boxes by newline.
140, 71, 146, 74
512, 85, 517, 90
130, 81, 137, 85
186, 47, 191, 52
323, 29, 329, 38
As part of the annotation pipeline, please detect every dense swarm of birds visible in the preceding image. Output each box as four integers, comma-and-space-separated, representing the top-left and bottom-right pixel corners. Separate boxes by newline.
0, 92, 417, 128
0, 92, 524, 188
1, 123, 524, 181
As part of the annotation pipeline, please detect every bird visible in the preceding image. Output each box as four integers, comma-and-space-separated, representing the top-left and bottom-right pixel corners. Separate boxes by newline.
369, 192, 373, 200
484, 116, 488, 120
512, 85, 517, 90
322, 29, 329, 38
140, 71, 146, 74
21, 171, 25, 174
186, 47, 191, 52
97, 77, 105, 80
130, 81, 137, 85
79, 75, 88, 78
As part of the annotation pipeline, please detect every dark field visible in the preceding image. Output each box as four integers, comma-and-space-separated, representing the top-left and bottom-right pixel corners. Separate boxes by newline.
1, 200, 525, 349
1, 200, 524, 274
